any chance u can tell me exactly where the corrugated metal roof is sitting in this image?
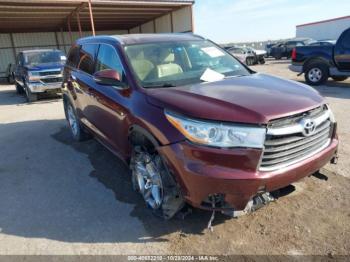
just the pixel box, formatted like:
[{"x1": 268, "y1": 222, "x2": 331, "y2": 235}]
[
  {"x1": 296, "y1": 15, "x2": 350, "y2": 28},
  {"x1": 0, "y1": 0, "x2": 194, "y2": 33}
]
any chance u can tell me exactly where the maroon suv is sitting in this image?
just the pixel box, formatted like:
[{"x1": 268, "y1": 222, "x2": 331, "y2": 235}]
[{"x1": 62, "y1": 34, "x2": 338, "y2": 219}]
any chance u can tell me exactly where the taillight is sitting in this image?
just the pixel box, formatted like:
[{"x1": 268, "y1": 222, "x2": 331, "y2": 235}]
[{"x1": 291, "y1": 48, "x2": 296, "y2": 60}]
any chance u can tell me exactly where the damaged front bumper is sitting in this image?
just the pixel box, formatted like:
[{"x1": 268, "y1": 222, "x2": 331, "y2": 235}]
[{"x1": 158, "y1": 138, "x2": 338, "y2": 215}]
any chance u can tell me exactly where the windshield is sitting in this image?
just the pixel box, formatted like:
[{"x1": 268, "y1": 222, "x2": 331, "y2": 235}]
[
  {"x1": 24, "y1": 50, "x2": 66, "y2": 66},
  {"x1": 124, "y1": 40, "x2": 250, "y2": 88}
]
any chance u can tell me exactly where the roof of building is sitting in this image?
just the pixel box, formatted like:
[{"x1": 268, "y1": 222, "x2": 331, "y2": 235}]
[
  {"x1": 296, "y1": 15, "x2": 350, "y2": 28},
  {"x1": 0, "y1": 0, "x2": 194, "y2": 33}
]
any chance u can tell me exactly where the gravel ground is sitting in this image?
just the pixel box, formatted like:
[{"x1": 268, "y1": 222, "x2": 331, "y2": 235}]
[{"x1": 0, "y1": 59, "x2": 349, "y2": 256}]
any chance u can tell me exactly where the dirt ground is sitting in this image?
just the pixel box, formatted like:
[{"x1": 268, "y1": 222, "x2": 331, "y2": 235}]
[{"x1": 0, "y1": 58, "x2": 349, "y2": 256}]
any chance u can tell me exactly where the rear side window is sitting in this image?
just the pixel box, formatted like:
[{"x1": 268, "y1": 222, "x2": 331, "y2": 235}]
[
  {"x1": 341, "y1": 30, "x2": 350, "y2": 48},
  {"x1": 67, "y1": 46, "x2": 80, "y2": 68},
  {"x1": 95, "y1": 44, "x2": 124, "y2": 75},
  {"x1": 78, "y1": 44, "x2": 98, "y2": 75}
]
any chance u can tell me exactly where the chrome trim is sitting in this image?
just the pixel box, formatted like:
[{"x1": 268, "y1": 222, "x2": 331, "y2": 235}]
[
  {"x1": 28, "y1": 83, "x2": 62, "y2": 93},
  {"x1": 259, "y1": 139, "x2": 331, "y2": 172},
  {"x1": 267, "y1": 109, "x2": 330, "y2": 136}
]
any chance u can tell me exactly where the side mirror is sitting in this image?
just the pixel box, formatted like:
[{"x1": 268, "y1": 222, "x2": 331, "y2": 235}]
[{"x1": 93, "y1": 69, "x2": 123, "y2": 86}]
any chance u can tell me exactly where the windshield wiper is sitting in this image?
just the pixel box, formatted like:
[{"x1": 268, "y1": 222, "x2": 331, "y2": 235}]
[
  {"x1": 143, "y1": 83, "x2": 177, "y2": 88},
  {"x1": 224, "y1": 74, "x2": 249, "y2": 79}
]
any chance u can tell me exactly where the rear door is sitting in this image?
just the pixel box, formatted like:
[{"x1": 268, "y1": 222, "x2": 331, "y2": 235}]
[
  {"x1": 73, "y1": 43, "x2": 99, "y2": 123},
  {"x1": 334, "y1": 28, "x2": 350, "y2": 71}
]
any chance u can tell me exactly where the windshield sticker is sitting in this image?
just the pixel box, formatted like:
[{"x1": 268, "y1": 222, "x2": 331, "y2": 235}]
[
  {"x1": 201, "y1": 47, "x2": 225, "y2": 58},
  {"x1": 200, "y1": 68, "x2": 225, "y2": 82}
]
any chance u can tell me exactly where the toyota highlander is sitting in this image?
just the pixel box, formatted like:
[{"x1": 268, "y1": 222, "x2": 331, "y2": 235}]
[{"x1": 62, "y1": 34, "x2": 338, "y2": 219}]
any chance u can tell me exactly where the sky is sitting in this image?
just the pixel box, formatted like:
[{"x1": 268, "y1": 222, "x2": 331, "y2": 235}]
[{"x1": 193, "y1": 0, "x2": 350, "y2": 43}]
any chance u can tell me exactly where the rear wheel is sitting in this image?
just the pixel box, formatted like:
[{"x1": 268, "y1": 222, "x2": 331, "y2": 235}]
[
  {"x1": 331, "y1": 76, "x2": 348, "y2": 82},
  {"x1": 64, "y1": 100, "x2": 91, "y2": 141},
  {"x1": 304, "y1": 62, "x2": 329, "y2": 86},
  {"x1": 130, "y1": 145, "x2": 184, "y2": 219},
  {"x1": 246, "y1": 57, "x2": 254, "y2": 66},
  {"x1": 274, "y1": 54, "x2": 282, "y2": 60}
]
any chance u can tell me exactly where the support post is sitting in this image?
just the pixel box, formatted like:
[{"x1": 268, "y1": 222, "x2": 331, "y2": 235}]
[
  {"x1": 60, "y1": 27, "x2": 66, "y2": 53},
  {"x1": 88, "y1": 0, "x2": 96, "y2": 36},
  {"x1": 190, "y1": 5, "x2": 194, "y2": 32},
  {"x1": 54, "y1": 31, "x2": 60, "y2": 49},
  {"x1": 170, "y1": 12, "x2": 174, "y2": 32},
  {"x1": 77, "y1": 12, "x2": 82, "y2": 37},
  {"x1": 9, "y1": 33, "x2": 16, "y2": 61},
  {"x1": 67, "y1": 18, "x2": 73, "y2": 44},
  {"x1": 153, "y1": 20, "x2": 156, "y2": 33}
]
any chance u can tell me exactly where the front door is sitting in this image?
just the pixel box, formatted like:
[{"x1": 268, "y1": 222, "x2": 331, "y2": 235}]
[{"x1": 86, "y1": 43, "x2": 131, "y2": 156}]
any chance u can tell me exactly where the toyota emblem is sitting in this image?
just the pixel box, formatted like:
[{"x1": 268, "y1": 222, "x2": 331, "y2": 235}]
[{"x1": 301, "y1": 118, "x2": 316, "y2": 136}]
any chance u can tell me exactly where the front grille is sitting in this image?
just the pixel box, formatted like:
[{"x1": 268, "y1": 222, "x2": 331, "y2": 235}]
[
  {"x1": 260, "y1": 106, "x2": 333, "y2": 171},
  {"x1": 39, "y1": 70, "x2": 61, "y2": 76},
  {"x1": 41, "y1": 77, "x2": 63, "y2": 83}
]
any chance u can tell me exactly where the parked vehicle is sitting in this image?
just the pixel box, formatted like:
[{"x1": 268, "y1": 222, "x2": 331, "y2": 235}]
[
  {"x1": 246, "y1": 47, "x2": 266, "y2": 64},
  {"x1": 227, "y1": 46, "x2": 256, "y2": 65},
  {"x1": 308, "y1": 40, "x2": 336, "y2": 47},
  {"x1": 63, "y1": 34, "x2": 338, "y2": 219},
  {"x1": 265, "y1": 43, "x2": 278, "y2": 58},
  {"x1": 270, "y1": 39, "x2": 312, "y2": 59},
  {"x1": 14, "y1": 49, "x2": 66, "y2": 102},
  {"x1": 289, "y1": 28, "x2": 350, "y2": 85},
  {"x1": 6, "y1": 63, "x2": 15, "y2": 84}
]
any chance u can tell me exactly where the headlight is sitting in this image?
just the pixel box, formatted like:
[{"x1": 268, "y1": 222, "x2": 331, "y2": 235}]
[
  {"x1": 327, "y1": 105, "x2": 336, "y2": 123},
  {"x1": 28, "y1": 71, "x2": 39, "y2": 76},
  {"x1": 165, "y1": 111, "x2": 266, "y2": 148},
  {"x1": 28, "y1": 71, "x2": 40, "y2": 81}
]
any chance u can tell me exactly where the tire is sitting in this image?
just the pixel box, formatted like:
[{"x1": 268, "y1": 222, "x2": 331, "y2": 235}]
[
  {"x1": 8, "y1": 74, "x2": 15, "y2": 84},
  {"x1": 25, "y1": 85, "x2": 38, "y2": 102},
  {"x1": 259, "y1": 58, "x2": 265, "y2": 64},
  {"x1": 15, "y1": 83, "x2": 24, "y2": 94},
  {"x1": 246, "y1": 57, "x2": 253, "y2": 66},
  {"x1": 64, "y1": 99, "x2": 91, "y2": 141},
  {"x1": 130, "y1": 145, "x2": 184, "y2": 219},
  {"x1": 304, "y1": 62, "x2": 329, "y2": 86},
  {"x1": 274, "y1": 54, "x2": 282, "y2": 60},
  {"x1": 331, "y1": 76, "x2": 348, "y2": 82}
]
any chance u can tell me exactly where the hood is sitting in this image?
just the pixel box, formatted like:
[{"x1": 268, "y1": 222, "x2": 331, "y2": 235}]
[
  {"x1": 146, "y1": 73, "x2": 324, "y2": 124},
  {"x1": 254, "y1": 50, "x2": 267, "y2": 55},
  {"x1": 25, "y1": 62, "x2": 63, "y2": 71}
]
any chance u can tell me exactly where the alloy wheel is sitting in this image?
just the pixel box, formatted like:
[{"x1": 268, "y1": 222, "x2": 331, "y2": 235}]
[
  {"x1": 132, "y1": 151, "x2": 164, "y2": 209},
  {"x1": 308, "y1": 68, "x2": 322, "y2": 83},
  {"x1": 67, "y1": 105, "x2": 79, "y2": 137}
]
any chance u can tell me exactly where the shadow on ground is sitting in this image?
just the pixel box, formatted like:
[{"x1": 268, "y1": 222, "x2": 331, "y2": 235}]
[
  {"x1": 0, "y1": 119, "x2": 233, "y2": 244},
  {"x1": 51, "y1": 127, "x2": 230, "y2": 240}
]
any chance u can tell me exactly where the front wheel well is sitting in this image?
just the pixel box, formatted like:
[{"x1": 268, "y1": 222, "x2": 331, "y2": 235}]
[
  {"x1": 303, "y1": 58, "x2": 330, "y2": 72},
  {"x1": 128, "y1": 125, "x2": 160, "y2": 152}
]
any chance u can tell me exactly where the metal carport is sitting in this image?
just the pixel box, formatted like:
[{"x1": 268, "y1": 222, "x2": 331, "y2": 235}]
[{"x1": 0, "y1": 0, "x2": 194, "y2": 78}]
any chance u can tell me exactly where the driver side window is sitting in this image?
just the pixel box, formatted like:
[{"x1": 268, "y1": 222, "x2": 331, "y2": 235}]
[
  {"x1": 95, "y1": 44, "x2": 125, "y2": 81},
  {"x1": 341, "y1": 30, "x2": 350, "y2": 49}
]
